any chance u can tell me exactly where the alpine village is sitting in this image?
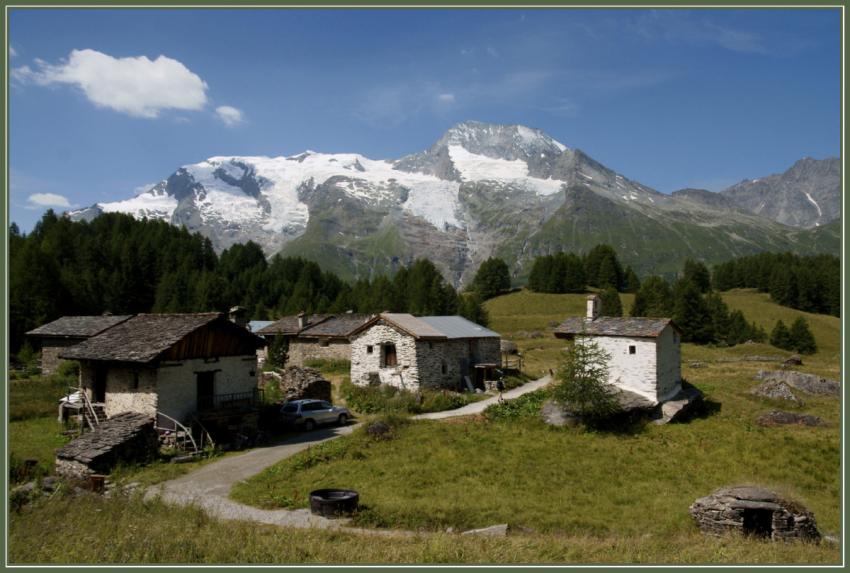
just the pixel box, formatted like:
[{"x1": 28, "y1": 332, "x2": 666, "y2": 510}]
[{"x1": 5, "y1": 10, "x2": 842, "y2": 562}]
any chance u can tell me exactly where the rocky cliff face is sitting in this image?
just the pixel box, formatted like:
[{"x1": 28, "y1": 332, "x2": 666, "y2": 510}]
[
  {"x1": 69, "y1": 122, "x2": 840, "y2": 285},
  {"x1": 720, "y1": 157, "x2": 840, "y2": 228}
]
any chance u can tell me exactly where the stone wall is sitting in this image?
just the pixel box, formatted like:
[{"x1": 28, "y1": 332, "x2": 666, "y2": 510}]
[
  {"x1": 288, "y1": 339, "x2": 351, "y2": 367},
  {"x1": 157, "y1": 355, "x2": 258, "y2": 423},
  {"x1": 588, "y1": 335, "x2": 659, "y2": 404},
  {"x1": 41, "y1": 339, "x2": 83, "y2": 376},
  {"x1": 351, "y1": 323, "x2": 420, "y2": 390},
  {"x1": 656, "y1": 326, "x2": 682, "y2": 402},
  {"x1": 100, "y1": 366, "x2": 158, "y2": 419}
]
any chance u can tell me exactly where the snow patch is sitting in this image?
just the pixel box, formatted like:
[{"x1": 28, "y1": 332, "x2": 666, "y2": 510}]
[
  {"x1": 98, "y1": 189, "x2": 177, "y2": 221},
  {"x1": 448, "y1": 145, "x2": 564, "y2": 196},
  {"x1": 803, "y1": 191, "x2": 823, "y2": 218}
]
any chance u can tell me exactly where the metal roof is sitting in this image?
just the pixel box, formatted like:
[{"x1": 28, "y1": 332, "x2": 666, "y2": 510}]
[
  {"x1": 248, "y1": 320, "x2": 274, "y2": 333},
  {"x1": 418, "y1": 316, "x2": 500, "y2": 339},
  {"x1": 380, "y1": 313, "x2": 446, "y2": 339}
]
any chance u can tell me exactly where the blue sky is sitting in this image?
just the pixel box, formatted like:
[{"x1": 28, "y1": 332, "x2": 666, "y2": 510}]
[{"x1": 9, "y1": 8, "x2": 841, "y2": 231}]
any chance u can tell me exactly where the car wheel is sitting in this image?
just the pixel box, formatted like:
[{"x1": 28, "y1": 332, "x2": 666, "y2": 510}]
[
  {"x1": 304, "y1": 419, "x2": 316, "y2": 431},
  {"x1": 338, "y1": 413, "x2": 348, "y2": 426}
]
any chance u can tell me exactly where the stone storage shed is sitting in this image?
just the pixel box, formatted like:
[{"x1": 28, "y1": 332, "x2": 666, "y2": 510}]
[
  {"x1": 349, "y1": 313, "x2": 501, "y2": 391},
  {"x1": 60, "y1": 313, "x2": 265, "y2": 425},
  {"x1": 26, "y1": 314, "x2": 132, "y2": 375},
  {"x1": 554, "y1": 295, "x2": 682, "y2": 406},
  {"x1": 690, "y1": 486, "x2": 820, "y2": 541},
  {"x1": 55, "y1": 412, "x2": 159, "y2": 480}
]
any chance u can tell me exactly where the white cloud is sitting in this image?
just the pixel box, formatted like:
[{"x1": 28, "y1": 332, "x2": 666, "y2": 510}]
[
  {"x1": 28, "y1": 193, "x2": 71, "y2": 208},
  {"x1": 12, "y1": 48, "x2": 209, "y2": 118},
  {"x1": 215, "y1": 105, "x2": 244, "y2": 126},
  {"x1": 437, "y1": 93, "x2": 456, "y2": 103},
  {"x1": 9, "y1": 45, "x2": 17, "y2": 58}
]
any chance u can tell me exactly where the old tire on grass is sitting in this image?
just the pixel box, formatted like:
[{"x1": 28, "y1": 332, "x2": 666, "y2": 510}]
[{"x1": 309, "y1": 489, "x2": 359, "y2": 518}]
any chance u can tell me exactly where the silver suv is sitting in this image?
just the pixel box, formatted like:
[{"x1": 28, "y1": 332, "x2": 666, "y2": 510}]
[{"x1": 280, "y1": 399, "x2": 351, "y2": 431}]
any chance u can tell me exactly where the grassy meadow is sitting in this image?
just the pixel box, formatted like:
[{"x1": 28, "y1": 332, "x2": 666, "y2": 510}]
[{"x1": 8, "y1": 287, "x2": 842, "y2": 564}]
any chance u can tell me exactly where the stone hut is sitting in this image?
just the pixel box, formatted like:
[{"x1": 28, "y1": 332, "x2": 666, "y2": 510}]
[
  {"x1": 55, "y1": 412, "x2": 158, "y2": 479},
  {"x1": 554, "y1": 295, "x2": 682, "y2": 406},
  {"x1": 26, "y1": 315, "x2": 132, "y2": 375},
  {"x1": 690, "y1": 486, "x2": 820, "y2": 541},
  {"x1": 257, "y1": 312, "x2": 374, "y2": 366},
  {"x1": 349, "y1": 313, "x2": 501, "y2": 392},
  {"x1": 59, "y1": 313, "x2": 265, "y2": 425}
]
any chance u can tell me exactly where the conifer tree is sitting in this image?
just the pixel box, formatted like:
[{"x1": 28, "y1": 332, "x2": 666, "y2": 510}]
[
  {"x1": 770, "y1": 320, "x2": 793, "y2": 350},
  {"x1": 682, "y1": 259, "x2": 712, "y2": 293},
  {"x1": 630, "y1": 276, "x2": 673, "y2": 317},
  {"x1": 623, "y1": 266, "x2": 641, "y2": 293},
  {"x1": 789, "y1": 317, "x2": 817, "y2": 355},
  {"x1": 672, "y1": 280, "x2": 714, "y2": 344},
  {"x1": 598, "y1": 287, "x2": 623, "y2": 317},
  {"x1": 471, "y1": 257, "x2": 511, "y2": 300}
]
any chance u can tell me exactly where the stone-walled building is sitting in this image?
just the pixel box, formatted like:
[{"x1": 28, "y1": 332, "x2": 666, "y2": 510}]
[
  {"x1": 60, "y1": 313, "x2": 265, "y2": 424},
  {"x1": 26, "y1": 315, "x2": 132, "y2": 375},
  {"x1": 257, "y1": 312, "x2": 373, "y2": 366},
  {"x1": 349, "y1": 313, "x2": 501, "y2": 391},
  {"x1": 554, "y1": 295, "x2": 682, "y2": 405}
]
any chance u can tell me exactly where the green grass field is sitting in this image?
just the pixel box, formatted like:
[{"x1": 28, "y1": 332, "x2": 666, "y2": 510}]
[{"x1": 8, "y1": 288, "x2": 841, "y2": 564}]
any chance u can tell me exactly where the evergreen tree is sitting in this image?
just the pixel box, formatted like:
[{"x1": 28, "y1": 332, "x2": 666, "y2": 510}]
[
  {"x1": 598, "y1": 287, "x2": 623, "y2": 317},
  {"x1": 630, "y1": 276, "x2": 673, "y2": 317},
  {"x1": 471, "y1": 257, "x2": 511, "y2": 300},
  {"x1": 623, "y1": 266, "x2": 641, "y2": 293},
  {"x1": 704, "y1": 291, "x2": 731, "y2": 345},
  {"x1": 770, "y1": 320, "x2": 793, "y2": 350},
  {"x1": 266, "y1": 335, "x2": 289, "y2": 368},
  {"x1": 457, "y1": 292, "x2": 489, "y2": 326},
  {"x1": 769, "y1": 266, "x2": 798, "y2": 308},
  {"x1": 584, "y1": 244, "x2": 622, "y2": 289},
  {"x1": 596, "y1": 255, "x2": 621, "y2": 290},
  {"x1": 672, "y1": 280, "x2": 714, "y2": 344},
  {"x1": 552, "y1": 336, "x2": 620, "y2": 425},
  {"x1": 789, "y1": 317, "x2": 817, "y2": 355},
  {"x1": 682, "y1": 259, "x2": 711, "y2": 293}
]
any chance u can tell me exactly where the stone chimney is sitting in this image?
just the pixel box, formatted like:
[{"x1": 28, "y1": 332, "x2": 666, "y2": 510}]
[
  {"x1": 586, "y1": 295, "x2": 600, "y2": 321},
  {"x1": 297, "y1": 311, "x2": 307, "y2": 330},
  {"x1": 228, "y1": 305, "x2": 248, "y2": 328}
]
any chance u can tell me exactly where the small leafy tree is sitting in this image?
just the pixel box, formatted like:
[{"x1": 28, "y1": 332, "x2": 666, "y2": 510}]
[
  {"x1": 789, "y1": 317, "x2": 817, "y2": 355},
  {"x1": 552, "y1": 336, "x2": 620, "y2": 423}
]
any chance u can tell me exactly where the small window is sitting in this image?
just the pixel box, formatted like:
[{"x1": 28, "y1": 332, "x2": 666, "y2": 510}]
[
  {"x1": 383, "y1": 344, "x2": 398, "y2": 367},
  {"x1": 132, "y1": 371, "x2": 140, "y2": 390},
  {"x1": 319, "y1": 339, "x2": 330, "y2": 347},
  {"x1": 441, "y1": 360, "x2": 447, "y2": 375},
  {"x1": 629, "y1": 345, "x2": 636, "y2": 355},
  {"x1": 428, "y1": 341, "x2": 433, "y2": 350},
  {"x1": 366, "y1": 345, "x2": 373, "y2": 354}
]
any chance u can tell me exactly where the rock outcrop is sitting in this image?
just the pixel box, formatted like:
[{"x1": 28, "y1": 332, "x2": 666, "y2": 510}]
[
  {"x1": 261, "y1": 366, "x2": 332, "y2": 403},
  {"x1": 755, "y1": 370, "x2": 839, "y2": 397}
]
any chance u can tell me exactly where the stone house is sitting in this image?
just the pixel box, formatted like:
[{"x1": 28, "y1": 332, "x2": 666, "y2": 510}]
[
  {"x1": 553, "y1": 295, "x2": 682, "y2": 405},
  {"x1": 349, "y1": 313, "x2": 501, "y2": 391},
  {"x1": 257, "y1": 312, "x2": 373, "y2": 366},
  {"x1": 59, "y1": 313, "x2": 265, "y2": 424},
  {"x1": 26, "y1": 315, "x2": 132, "y2": 375}
]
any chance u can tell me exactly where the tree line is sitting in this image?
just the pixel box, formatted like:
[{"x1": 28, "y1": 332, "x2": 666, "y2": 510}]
[
  {"x1": 712, "y1": 252, "x2": 839, "y2": 317},
  {"x1": 10, "y1": 211, "x2": 486, "y2": 354}
]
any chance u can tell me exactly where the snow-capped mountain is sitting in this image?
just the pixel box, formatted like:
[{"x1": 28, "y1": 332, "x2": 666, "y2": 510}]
[{"x1": 70, "y1": 121, "x2": 840, "y2": 285}]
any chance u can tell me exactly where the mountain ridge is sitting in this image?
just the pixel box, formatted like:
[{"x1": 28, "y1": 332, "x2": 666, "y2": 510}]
[{"x1": 68, "y1": 121, "x2": 840, "y2": 285}]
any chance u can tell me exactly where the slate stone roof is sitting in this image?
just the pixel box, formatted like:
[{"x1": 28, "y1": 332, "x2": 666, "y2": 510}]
[
  {"x1": 56, "y1": 412, "x2": 154, "y2": 464},
  {"x1": 553, "y1": 317, "x2": 677, "y2": 339},
  {"x1": 299, "y1": 313, "x2": 375, "y2": 338},
  {"x1": 26, "y1": 315, "x2": 133, "y2": 339},
  {"x1": 256, "y1": 314, "x2": 333, "y2": 336},
  {"x1": 59, "y1": 313, "x2": 245, "y2": 363}
]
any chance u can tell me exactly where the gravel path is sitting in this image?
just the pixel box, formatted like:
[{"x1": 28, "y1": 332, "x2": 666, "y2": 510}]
[{"x1": 146, "y1": 375, "x2": 552, "y2": 532}]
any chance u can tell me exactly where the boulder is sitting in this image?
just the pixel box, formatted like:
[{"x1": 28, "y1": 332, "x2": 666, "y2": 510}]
[
  {"x1": 653, "y1": 384, "x2": 704, "y2": 425},
  {"x1": 756, "y1": 410, "x2": 825, "y2": 427},
  {"x1": 462, "y1": 523, "x2": 509, "y2": 537},
  {"x1": 540, "y1": 400, "x2": 580, "y2": 427},
  {"x1": 782, "y1": 355, "x2": 803, "y2": 367},
  {"x1": 755, "y1": 370, "x2": 839, "y2": 397},
  {"x1": 750, "y1": 380, "x2": 804, "y2": 405},
  {"x1": 613, "y1": 388, "x2": 656, "y2": 412}
]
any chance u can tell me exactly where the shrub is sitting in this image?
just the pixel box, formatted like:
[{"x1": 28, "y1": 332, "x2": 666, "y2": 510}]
[
  {"x1": 483, "y1": 389, "x2": 549, "y2": 421},
  {"x1": 340, "y1": 380, "x2": 477, "y2": 415},
  {"x1": 303, "y1": 358, "x2": 350, "y2": 376}
]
